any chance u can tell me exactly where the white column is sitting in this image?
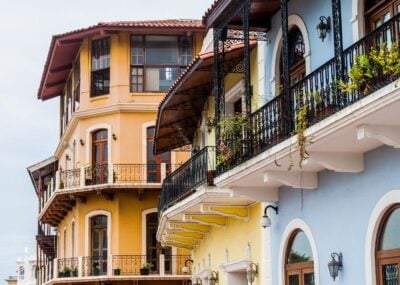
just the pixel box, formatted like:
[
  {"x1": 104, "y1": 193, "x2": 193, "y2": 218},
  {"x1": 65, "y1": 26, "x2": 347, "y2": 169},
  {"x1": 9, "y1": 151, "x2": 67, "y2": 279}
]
[
  {"x1": 108, "y1": 254, "x2": 113, "y2": 276},
  {"x1": 80, "y1": 167, "x2": 85, "y2": 187},
  {"x1": 161, "y1": 163, "x2": 166, "y2": 182},
  {"x1": 159, "y1": 254, "x2": 165, "y2": 276},
  {"x1": 53, "y1": 258, "x2": 58, "y2": 278},
  {"x1": 78, "y1": 256, "x2": 83, "y2": 277},
  {"x1": 108, "y1": 163, "x2": 114, "y2": 184},
  {"x1": 55, "y1": 170, "x2": 61, "y2": 190}
]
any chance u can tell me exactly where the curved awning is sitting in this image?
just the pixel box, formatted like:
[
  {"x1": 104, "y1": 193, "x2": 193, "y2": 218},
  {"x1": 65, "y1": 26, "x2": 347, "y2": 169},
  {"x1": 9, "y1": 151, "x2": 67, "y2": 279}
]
[{"x1": 154, "y1": 42, "x2": 255, "y2": 155}]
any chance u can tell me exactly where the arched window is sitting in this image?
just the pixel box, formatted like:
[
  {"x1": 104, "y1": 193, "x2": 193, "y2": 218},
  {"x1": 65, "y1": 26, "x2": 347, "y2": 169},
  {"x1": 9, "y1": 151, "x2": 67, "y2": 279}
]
[
  {"x1": 285, "y1": 230, "x2": 314, "y2": 285},
  {"x1": 376, "y1": 205, "x2": 400, "y2": 284},
  {"x1": 71, "y1": 221, "x2": 75, "y2": 257},
  {"x1": 91, "y1": 215, "x2": 108, "y2": 275},
  {"x1": 279, "y1": 27, "x2": 306, "y2": 91},
  {"x1": 91, "y1": 129, "x2": 108, "y2": 185},
  {"x1": 365, "y1": 0, "x2": 400, "y2": 33}
]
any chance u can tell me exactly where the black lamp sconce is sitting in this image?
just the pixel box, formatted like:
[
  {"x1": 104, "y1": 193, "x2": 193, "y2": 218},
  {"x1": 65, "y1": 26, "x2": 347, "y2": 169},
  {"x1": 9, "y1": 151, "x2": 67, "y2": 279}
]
[
  {"x1": 260, "y1": 205, "x2": 279, "y2": 228},
  {"x1": 182, "y1": 259, "x2": 193, "y2": 274},
  {"x1": 328, "y1": 252, "x2": 343, "y2": 281},
  {"x1": 80, "y1": 139, "x2": 84, "y2": 146},
  {"x1": 316, "y1": 16, "x2": 331, "y2": 42},
  {"x1": 112, "y1": 133, "x2": 117, "y2": 141}
]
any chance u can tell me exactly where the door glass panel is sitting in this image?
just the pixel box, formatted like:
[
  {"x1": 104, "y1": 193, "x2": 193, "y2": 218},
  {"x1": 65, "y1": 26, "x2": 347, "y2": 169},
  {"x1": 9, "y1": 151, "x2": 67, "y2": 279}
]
[
  {"x1": 382, "y1": 264, "x2": 399, "y2": 285},
  {"x1": 304, "y1": 273, "x2": 315, "y2": 285},
  {"x1": 289, "y1": 275, "x2": 300, "y2": 285},
  {"x1": 380, "y1": 208, "x2": 400, "y2": 250}
]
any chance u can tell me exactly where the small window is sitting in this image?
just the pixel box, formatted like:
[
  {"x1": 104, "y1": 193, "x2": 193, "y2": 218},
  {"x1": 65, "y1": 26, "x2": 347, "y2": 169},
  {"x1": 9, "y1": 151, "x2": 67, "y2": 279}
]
[
  {"x1": 91, "y1": 38, "x2": 110, "y2": 97},
  {"x1": 19, "y1": 266, "x2": 24, "y2": 280}
]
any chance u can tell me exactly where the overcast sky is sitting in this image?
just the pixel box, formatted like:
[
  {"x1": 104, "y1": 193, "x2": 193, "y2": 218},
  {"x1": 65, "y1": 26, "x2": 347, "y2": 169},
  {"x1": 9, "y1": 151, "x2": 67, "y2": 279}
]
[{"x1": 0, "y1": 0, "x2": 213, "y2": 281}]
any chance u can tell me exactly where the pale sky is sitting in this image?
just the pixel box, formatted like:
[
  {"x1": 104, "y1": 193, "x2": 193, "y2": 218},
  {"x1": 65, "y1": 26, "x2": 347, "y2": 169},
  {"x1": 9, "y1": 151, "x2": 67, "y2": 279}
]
[{"x1": 0, "y1": 0, "x2": 214, "y2": 281}]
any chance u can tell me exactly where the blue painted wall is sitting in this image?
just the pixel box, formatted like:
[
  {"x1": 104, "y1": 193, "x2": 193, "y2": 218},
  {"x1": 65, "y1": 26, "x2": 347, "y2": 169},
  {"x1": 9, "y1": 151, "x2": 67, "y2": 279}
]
[
  {"x1": 264, "y1": 0, "x2": 356, "y2": 99},
  {"x1": 270, "y1": 146, "x2": 400, "y2": 284}
]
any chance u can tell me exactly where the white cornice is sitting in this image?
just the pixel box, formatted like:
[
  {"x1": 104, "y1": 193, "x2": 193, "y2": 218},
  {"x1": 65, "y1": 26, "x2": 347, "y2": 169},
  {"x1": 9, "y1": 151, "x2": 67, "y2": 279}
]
[{"x1": 55, "y1": 103, "x2": 159, "y2": 156}]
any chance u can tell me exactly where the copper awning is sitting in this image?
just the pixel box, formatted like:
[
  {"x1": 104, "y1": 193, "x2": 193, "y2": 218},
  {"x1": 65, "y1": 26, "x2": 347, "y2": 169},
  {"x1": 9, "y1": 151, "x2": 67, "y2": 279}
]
[{"x1": 154, "y1": 42, "x2": 255, "y2": 154}]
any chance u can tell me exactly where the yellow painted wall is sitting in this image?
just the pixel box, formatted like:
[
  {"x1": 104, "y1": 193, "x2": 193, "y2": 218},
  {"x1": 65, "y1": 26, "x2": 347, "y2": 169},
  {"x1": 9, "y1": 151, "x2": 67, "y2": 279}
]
[{"x1": 193, "y1": 203, "x2": 263, "y2": 285}]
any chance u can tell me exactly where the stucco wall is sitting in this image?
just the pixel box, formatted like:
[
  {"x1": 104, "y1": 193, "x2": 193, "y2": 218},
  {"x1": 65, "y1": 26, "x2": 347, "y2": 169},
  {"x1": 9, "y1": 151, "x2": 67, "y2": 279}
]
[{"x1": 270, "y1": 145, "x2": 400, "y2": 284}]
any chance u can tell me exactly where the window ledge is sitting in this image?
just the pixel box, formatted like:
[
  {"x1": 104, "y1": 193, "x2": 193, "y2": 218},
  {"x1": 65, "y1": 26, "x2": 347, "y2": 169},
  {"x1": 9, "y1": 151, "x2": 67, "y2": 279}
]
[
  {"x1": 90, "y1": 95, "x2": 109, "y2": 102},
  {"x1": 131, "y1": 92, "x2": 165, "y2": 96}
]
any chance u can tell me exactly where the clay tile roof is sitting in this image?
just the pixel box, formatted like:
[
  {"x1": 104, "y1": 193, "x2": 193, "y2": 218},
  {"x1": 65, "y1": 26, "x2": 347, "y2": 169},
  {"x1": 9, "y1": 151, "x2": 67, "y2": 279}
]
[
  {"x1": 38, "y1": 19, "x2": 204, "y2": 101},
  {"x1": 202, "y1": 0, "x2": 223, "y2": 25}
]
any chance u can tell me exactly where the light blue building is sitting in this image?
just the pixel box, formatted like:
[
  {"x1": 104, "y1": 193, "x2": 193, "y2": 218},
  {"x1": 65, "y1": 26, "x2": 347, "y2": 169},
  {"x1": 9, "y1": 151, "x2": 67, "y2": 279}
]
[{"x1": 155, "y1": 0, "x2": 400, "y2": 284}]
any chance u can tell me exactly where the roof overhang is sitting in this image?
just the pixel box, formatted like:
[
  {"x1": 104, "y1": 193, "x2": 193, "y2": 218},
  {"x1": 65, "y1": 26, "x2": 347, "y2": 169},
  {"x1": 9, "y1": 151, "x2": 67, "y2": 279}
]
[
  {"x1": 154, "y1": 42, "x2": 256, "y2": 155},
  {"x1": 38, "y1": 21, "x2": 205, "y2": 101},
  {"x1": 203, "y1": 0, "x2": 278, "y2": 31},
  {"x1": 27, "y1": 157, "x2": 58, "y2": 195}
]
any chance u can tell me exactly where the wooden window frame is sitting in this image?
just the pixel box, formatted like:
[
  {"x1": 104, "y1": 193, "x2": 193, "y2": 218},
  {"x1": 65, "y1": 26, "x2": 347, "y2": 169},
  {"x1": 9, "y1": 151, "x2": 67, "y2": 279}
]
[
  {"x1": 365, "y1": 0, "x2": 400, "y2": 33},
  {"x1": 285, "y1": 230, "x2": 315, "y2": 285},
  {"x1": 130, "y1": 35, "x2": 193, "y2": 93},
  {"x1": 91, "y1": 38, "x2": 110, "y2": 97},
  {"x1": 376, "y1": 204, "x2": 400, "y2": 285}
]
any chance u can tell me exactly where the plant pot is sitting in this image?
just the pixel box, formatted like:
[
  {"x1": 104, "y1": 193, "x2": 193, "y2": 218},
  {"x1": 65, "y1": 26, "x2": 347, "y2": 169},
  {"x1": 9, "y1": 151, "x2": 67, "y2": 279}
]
[
  {"x1": 207, "y1": 170, "x2": 215, "y2": 186},
  {"x1": 114, "y1": 269, "x2": 121, "y2": 276},
  {"x1": 140, "y1": 268, "x2": 150, "y2": 275},
  {"x1": 93, "y1": 268, "x2": 100, "y2": 276},
  {"x1": 72, "y1": 270, "x2": 78, "y2": 277}
]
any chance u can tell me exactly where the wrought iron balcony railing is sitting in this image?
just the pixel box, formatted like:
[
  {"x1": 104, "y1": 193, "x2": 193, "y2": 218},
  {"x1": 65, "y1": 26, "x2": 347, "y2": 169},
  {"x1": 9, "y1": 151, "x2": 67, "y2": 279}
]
[
  {"x1": 219, "y1": 12, "x2": 400, "y2": 173},
  {"x1": 40, "y1": 163, "x2": 180, "y2": 213},
  {"x1": 159, "y1": 146, "x2": 216, "y2": 215},
  {"x1": 57, "y1": 258, "x2": 79, "y2": 278}
]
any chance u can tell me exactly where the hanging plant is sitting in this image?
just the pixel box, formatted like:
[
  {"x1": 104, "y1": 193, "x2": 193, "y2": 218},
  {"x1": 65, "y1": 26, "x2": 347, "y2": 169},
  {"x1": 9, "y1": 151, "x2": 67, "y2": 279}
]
[{"x1": 216, "y1": 113, "x2": 250, "y2": 167}]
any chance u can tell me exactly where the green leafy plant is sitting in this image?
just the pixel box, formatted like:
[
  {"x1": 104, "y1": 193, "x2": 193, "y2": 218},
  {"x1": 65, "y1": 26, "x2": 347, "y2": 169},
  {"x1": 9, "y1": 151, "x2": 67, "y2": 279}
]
[
  {"x1": 141, "y1": 263, "x2": 154, "y2": 270},
  {"x1": 216, "y1": 113, "x2": 250, "y2": 167},
  {"x1": 339, "y1": 42, "x2": 400, "y2": 94}
]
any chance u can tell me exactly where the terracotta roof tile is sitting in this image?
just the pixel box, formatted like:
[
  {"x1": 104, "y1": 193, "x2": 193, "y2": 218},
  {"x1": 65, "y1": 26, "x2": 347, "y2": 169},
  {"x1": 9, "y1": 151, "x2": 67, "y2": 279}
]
[{"x1": 202, "y1": 0, "x2": 223, "y2": 25}]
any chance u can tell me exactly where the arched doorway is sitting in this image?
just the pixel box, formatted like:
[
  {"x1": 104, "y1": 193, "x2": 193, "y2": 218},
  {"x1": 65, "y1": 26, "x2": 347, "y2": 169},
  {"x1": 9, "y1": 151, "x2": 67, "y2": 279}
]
[
  {"x1": 91, "y1": 215, "x2": 108, "y2": 275},
  {"x1": 376, "y1": 205, "x2": 400, "y2": 284},
  {"x1": 285, "y1": 230, "x2": 315, "y2": 285},
  {"x1": 92, "y1": 129, "x2": 108, "y2": 184}
]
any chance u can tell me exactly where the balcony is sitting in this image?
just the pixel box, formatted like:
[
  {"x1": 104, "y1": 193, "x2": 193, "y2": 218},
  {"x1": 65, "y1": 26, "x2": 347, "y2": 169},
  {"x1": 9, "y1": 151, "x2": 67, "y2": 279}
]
[
  {"x1": 39, "y1": 163, "x2": 180, "y2": 226},
  {"x1": 158, "y1": 147, "x2": 216, "y2": 216},
  {"x1": 48, "y1": 255, "x2": 191, "y2": 283},
  {"x1": 218, "y1": 12, "x2": 400, "y2": 174}
]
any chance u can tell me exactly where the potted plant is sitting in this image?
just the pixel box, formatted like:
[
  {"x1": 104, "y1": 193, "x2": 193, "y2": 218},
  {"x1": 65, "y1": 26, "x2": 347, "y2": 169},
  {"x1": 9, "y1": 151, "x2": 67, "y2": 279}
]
[
  {"x1": 113, "y1": 268, "x2": 121, "y2": 276},
  {"x1": 92, "y1": 262, "x2": 100, "y2": 276},
  {"x1": 71, "y1": 267, "x2": 78, "y2": 277},
  {"x1": 140, "y1": 263, "x2": 153, "y2": 275},
  {"x1": 59, "y1": 180, "x2": 65, "y2": 189},
  {"x1": 60, "y1": 266, "x2": 70, "y2": 277}
]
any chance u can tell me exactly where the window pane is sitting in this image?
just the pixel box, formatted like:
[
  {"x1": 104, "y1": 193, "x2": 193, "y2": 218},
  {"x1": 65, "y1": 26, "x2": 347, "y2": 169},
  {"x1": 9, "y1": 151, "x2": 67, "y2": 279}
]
[
  {"x1": 92, "y1": 69, "x2": 110, "y2": 96},
  {"x1": 145, "y1": 36, "x2": 178, "y2": 65},
  {"x1": 304, "y1": 273, "x2": 315, "y2": 285},
  {"x1": 180, "y1": 36, "x2": 193, "y2": 65},
  {"x1": 131, "y1": 35, "x2": 144, "y2": 65},
  {"x1": 92, "y1": 38, "x2": 110, "y2": 71},
  {"x1": 289, "y1": 275, "x2": 299, "y2": 285},
  {"x1": 145, "y1": 67, "x2": 179, "y2": 91},
  {"x1": 288, "y1": 231, "x2": 313, "y2": 264},
  {"x1": 382, "y1": 264, "x2": 399, "y2": 285},
  {"x1": 380, "y1": 208, "x2": 400, "y2": 250}
]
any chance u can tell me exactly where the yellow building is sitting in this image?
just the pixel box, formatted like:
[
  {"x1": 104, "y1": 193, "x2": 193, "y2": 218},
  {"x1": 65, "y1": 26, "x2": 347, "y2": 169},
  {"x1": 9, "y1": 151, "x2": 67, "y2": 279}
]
[
  {"x1": 154, "y1": 15, "x2": 269, "y2": 285},
  {"x1": 28, "y1": 20, "x2": 205, "y2": 285}
]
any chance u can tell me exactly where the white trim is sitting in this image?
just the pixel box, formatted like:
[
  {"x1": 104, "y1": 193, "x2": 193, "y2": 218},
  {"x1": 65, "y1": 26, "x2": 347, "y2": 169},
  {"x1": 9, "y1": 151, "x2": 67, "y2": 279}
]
[
  {"x1": 352, "y1": 0, "x2": 365, "y2": 41},
  {"x1": 141, "y1": 208, "x2": 158, "y2": 256},
  {"x1": 84, "y1": 210, "x2": 111, "y2": 256},
  {"x1": 85, "y1": 123, "x2": 112, "y2": 165},
  {"x1": 271, "y1": 14, "x2": 311, "y2": 95},
  {"x1": 278, "y1": 218, "x2": 319, "y2": 285},
  {"x1": 365, "y1": 190, "x2": 400, "y2": 285},
  {"x1": 219, "y1": 258, "x2": 251, "y2": 272}
]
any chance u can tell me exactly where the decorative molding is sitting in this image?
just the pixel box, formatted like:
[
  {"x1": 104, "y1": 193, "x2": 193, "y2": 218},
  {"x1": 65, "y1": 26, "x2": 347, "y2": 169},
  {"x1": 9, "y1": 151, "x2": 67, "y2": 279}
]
[
  {"x1": 85, "y1": 123, "x2": 112, "y2": 165},
  {"x1": 264, "y1": 171, "x2": 318, "y2": 189},
  {"x1": 357, "y1": 125, "x2": 400, "y2": 148},
  {"x1": 219, "y1": 258, "x2": 252, "y2": 272},
  {"x1": 200, "y1": 204, "x2": 249, "y2": 220},
  {"x1": 304, "y1": 151, "x2": 364, "y2": 173},
  {"x1": 183, "y1": 214, "x2": 227, "y2": 228}
]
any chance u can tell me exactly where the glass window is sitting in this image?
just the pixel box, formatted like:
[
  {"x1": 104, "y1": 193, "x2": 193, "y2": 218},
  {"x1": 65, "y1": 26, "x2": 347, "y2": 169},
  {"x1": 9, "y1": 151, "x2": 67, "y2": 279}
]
[
  {"x1": 130, "y1": 35, "x2": 193, "y2": 92},
  {"x1": 376, "y1": 205, "x2": 400, "y2": 285},
  {"x1": 285, "y1": 230, "x2": 314, "y2": 285},
  {"x1": 91, "y1": 38, "x2": 110, "y2": 96}
]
